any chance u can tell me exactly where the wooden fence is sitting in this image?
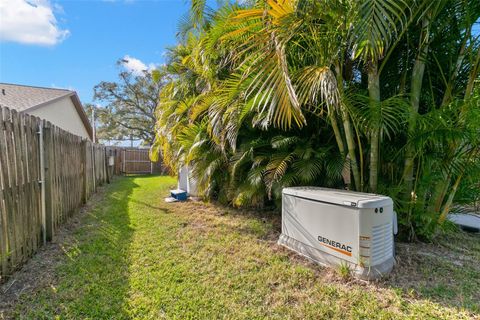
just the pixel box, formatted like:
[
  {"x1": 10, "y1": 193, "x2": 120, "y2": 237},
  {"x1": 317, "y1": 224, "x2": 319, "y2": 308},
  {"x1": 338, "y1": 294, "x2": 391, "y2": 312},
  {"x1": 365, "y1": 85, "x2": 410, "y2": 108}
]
[
  {"x1": 0, "y1": 106, "x2": 110, "y2": 282},
  {"x1": 122, "y1": 149, "x2": 152, "y2": 174},
  {"x1": 125, "y1": 149, "x2": 165, "y2": 175}
]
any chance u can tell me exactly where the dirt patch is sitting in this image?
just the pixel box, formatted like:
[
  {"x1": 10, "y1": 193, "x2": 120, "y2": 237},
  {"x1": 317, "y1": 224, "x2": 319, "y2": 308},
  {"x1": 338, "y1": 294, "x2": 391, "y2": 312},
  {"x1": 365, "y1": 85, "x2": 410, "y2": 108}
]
[
  {"x1": 383, "y1": 232, "x2": 480, "y2": 310},
  {"x1": 0, "y1": 186, "x2": 107, "y2": 320}
]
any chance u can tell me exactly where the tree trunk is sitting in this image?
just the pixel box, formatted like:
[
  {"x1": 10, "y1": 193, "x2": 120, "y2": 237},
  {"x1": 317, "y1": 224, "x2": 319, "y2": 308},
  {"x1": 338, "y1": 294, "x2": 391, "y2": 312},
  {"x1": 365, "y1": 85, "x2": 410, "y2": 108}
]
[
  {"x1": 330, "y1": 113, "x2": 346, "y2": 156},
  {"x1": 342, "y1": 112, "x2": 362, "y2": 190},
  {"x1": 438, "y1": 173, "x2": 463, "y2": 224},
  {"x1": 402, "y1": 17, "x2": 430, "y2": 194},
  {"x1": 433, "y1": 174, "x2": 451, "y2": 212},
  {"x1": 335, "y1": 64, "x2": 362, "y2": 191},
  {"x1": 368, "y1": 63, "x2": 380, "y2": 193}
]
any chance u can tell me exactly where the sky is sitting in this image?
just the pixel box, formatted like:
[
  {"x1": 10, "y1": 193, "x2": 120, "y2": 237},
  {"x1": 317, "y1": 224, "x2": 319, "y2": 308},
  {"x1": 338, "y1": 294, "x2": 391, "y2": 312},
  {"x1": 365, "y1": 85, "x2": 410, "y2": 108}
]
[
  {"x1": 1, "y1": 0, "x2": 478, "y2": 106},
  {"x1": 0, "y1": 0, "x2": 190, "y2": 104}
]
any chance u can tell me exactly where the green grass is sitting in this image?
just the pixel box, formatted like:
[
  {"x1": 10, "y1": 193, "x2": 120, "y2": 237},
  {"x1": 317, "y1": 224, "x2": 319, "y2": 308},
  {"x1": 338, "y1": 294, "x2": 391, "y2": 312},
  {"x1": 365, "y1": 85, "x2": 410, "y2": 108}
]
[{"x1": 10, "y1": 176, "x2": 479, "y2": 319}]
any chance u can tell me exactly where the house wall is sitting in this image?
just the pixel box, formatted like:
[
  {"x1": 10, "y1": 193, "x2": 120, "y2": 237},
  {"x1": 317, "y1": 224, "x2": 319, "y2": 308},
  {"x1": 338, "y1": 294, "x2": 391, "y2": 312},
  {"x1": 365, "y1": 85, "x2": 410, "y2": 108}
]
[{"x1": 27, "y1": 96, "x2": 91, "y2": 140}]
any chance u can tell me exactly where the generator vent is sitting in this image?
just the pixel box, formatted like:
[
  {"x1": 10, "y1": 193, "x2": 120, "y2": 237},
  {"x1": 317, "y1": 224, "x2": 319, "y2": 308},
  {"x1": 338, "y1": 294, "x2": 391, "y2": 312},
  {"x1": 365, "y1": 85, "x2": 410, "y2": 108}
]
[{"x1": 371, "y1": 222, "x2": 393, "y2": 265}]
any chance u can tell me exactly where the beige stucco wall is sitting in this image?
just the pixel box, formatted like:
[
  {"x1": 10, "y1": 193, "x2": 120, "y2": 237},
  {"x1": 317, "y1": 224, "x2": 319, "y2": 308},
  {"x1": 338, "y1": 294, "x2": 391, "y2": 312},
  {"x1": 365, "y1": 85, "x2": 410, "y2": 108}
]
[{"x1": 28, "y1": 97, "x2": 91, "y2": 140}]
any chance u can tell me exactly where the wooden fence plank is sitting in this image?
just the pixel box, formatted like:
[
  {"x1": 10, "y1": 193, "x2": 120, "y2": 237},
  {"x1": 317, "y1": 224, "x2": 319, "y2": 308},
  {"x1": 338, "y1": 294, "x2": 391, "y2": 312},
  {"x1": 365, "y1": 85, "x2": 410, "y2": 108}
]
[
  {"x1": 0, "y1": 105, "x2": 151, "y2": 281},
  {"x1": 43, "y1": 121, "x2": 54, "y2": 242},
  {"x1": 4, "y1": 108, "x2": 19, "y2": 272},
  {"x1": 0, "y1": 107, "x2": 10, "y2": 279},
  {"x1": 15, "y1": 111, "x2": 28, "y2": 263}
]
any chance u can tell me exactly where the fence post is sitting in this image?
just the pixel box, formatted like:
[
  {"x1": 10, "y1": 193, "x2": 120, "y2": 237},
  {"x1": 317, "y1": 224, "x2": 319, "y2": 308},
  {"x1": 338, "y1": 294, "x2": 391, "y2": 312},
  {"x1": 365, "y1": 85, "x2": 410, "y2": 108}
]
[
  {"x1": 43, "y1": 121, "x2": 54, "y2": 241},
  {"x1": 81, "y1": 139, "x2": 87, "y2": 204},
  {"x1": 92, "y1": 143, "x2": 96, "y2": 192},
  {"x1": 105, "y1": 148, "x2": 110, "y2": 184},
  {"x1": 38, "y1": 124, "x2": 47, "y2": 245},
  {"x1": 122, "y1": 149, "x2": 125, "y2": 175}
]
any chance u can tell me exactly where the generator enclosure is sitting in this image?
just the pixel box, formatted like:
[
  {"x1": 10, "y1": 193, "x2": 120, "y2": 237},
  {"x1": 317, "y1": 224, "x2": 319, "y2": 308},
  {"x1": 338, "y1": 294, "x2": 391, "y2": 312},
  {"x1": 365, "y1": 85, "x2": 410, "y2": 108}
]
[{"x1": 278, "y1": 187, "x2": 395, "y2": 279}]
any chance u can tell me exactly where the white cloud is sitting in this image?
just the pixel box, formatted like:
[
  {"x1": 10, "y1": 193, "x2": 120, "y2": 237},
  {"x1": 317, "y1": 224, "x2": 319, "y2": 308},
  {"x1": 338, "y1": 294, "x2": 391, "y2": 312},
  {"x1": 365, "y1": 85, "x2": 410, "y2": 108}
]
[
  {"x1": 0, "y1": 0, "x2": 70, "y2": 46},
  {"x1": 121, "y1": 55, "x2": 158, "y2": 76}
]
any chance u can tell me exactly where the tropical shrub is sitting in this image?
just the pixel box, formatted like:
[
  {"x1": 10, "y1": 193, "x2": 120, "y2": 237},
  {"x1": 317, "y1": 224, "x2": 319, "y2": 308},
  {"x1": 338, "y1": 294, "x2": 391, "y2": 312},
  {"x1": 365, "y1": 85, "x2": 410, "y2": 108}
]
[{"x1": 153, "y1": 0, "x2": 480, "y2": 240}]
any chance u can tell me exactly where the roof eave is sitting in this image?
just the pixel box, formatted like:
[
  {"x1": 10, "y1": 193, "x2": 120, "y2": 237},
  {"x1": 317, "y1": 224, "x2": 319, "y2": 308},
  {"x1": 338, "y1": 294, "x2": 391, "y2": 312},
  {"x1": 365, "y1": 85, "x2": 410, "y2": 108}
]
[
  {"x1": 22, "y1": 92, "x2": 94, "y2": 141},
  {"x1": 70, "y1": 93, "x2": 94, "y2": 140}
]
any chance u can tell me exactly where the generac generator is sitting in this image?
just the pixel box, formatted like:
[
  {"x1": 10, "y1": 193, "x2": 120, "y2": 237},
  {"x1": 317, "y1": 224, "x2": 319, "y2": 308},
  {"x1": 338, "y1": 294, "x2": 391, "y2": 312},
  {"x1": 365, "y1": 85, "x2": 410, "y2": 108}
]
[{"x1": 278, "y1": 187, "x2": 395, "y2": 279}]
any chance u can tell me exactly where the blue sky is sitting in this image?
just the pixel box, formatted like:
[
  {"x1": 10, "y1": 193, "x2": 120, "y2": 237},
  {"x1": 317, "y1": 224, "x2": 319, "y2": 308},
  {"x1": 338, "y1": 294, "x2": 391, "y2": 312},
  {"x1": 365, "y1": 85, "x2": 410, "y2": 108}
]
[
  {"x1": 1, "y1": 0, "x2": 478, "y2": 106},
  {"x1": 0, "y1": 0, "x2": 189, "y2": 104}
]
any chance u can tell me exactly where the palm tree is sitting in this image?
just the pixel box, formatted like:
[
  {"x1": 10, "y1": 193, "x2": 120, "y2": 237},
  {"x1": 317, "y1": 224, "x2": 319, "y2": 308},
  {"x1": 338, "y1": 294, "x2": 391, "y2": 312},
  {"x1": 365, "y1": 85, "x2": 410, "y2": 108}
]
[{"x1": 153, "y1": 0, "x2": 480, "y2": 240}]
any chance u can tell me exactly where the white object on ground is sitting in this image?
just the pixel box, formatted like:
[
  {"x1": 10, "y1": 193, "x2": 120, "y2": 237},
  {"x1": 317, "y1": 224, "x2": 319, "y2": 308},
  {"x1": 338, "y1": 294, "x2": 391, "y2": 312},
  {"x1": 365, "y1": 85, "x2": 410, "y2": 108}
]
[
  {"x1": 447, "y1": 213, "x2": 480, "y2": 232},
  {"x1": 178, "y1": 165, "x2": 198, "y2": 196},
  {"x1": 164, "y1": 197, "x2": 178, "y2": 203}
]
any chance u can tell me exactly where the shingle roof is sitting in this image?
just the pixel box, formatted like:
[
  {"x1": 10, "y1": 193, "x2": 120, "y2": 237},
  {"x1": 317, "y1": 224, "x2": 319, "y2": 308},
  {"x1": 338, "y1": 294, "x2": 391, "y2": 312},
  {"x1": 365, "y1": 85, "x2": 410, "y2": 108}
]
[
  {"x1": 0, "y1": 83, "x2": 93, "y2": 140},
  {"x1": 0, "y1": 83, "x2": 73, "y2": 111}
]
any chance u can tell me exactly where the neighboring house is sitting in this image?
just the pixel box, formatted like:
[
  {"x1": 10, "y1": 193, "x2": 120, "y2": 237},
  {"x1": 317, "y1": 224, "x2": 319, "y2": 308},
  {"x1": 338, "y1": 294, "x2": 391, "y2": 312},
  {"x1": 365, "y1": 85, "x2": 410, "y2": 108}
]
[{"x1": 0, "y1": 83, "x2": 93, "y2": 140}]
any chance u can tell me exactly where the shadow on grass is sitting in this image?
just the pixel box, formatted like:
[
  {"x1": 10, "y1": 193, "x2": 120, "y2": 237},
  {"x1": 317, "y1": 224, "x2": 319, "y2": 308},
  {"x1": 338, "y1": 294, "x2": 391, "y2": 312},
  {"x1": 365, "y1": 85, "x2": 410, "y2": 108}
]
[
  {"x1": 14, "y1": 177, "x2": 139, "y2": 319},
  {"x1": 182, "y1": 200, "x2": 480, "y2": 315},
  {"x1": 129, "y1": 198, "x2": 174, "y2": 212}
]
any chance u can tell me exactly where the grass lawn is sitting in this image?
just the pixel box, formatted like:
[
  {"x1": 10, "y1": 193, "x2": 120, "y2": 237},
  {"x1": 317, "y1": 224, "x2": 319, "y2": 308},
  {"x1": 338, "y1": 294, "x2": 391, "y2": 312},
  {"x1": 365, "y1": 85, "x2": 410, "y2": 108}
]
[{"x1": 3, "y1": 176, "x2": 479, "y2": 319}]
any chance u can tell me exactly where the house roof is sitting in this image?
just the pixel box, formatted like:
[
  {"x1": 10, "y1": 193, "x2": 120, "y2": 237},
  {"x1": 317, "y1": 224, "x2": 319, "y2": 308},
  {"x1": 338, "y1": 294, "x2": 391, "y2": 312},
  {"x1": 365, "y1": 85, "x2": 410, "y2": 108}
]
[{"x1": 0, "y1": 83, "x2": 93, "y2": 140}]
